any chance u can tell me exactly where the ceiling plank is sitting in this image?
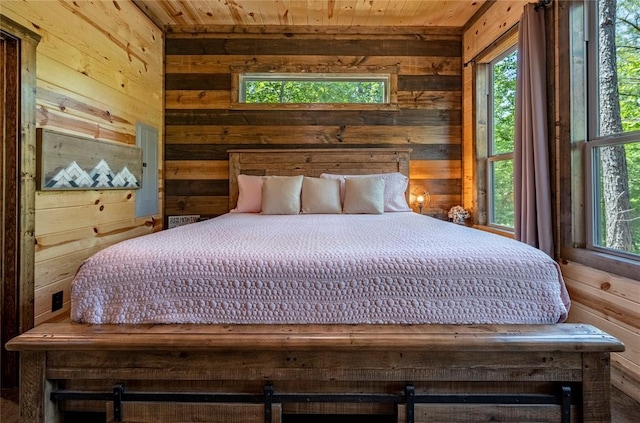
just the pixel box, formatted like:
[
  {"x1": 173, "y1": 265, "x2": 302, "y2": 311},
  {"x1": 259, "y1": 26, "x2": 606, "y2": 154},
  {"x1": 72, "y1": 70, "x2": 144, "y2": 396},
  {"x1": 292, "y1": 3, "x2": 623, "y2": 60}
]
[{"x1": 135, "y1": 0, "x2": 489, "y2": 29}]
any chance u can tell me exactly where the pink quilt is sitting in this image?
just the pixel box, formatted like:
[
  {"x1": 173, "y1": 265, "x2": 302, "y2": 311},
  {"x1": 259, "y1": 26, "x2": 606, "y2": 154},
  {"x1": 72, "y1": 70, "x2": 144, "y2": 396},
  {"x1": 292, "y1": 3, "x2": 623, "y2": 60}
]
[{"x1": 71, "y1": 213, "x2": 570, "y2": 324}]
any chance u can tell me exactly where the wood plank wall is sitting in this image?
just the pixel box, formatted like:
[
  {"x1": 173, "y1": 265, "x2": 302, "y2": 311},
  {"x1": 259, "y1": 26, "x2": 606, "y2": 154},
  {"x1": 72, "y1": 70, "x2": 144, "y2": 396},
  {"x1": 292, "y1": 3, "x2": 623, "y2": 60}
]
[
  {"x1": 462, "y1": 0, "x2": 527, "y2": 213},
  {"x1": 1, "y1": 1, "x2": 164, "y2": 325},
  {"x1": 164, "y1": 27, "x2": 463, "y2": 219},
  {"x1": 561, "y1": 261, "x2": 640, "y2": 402}
]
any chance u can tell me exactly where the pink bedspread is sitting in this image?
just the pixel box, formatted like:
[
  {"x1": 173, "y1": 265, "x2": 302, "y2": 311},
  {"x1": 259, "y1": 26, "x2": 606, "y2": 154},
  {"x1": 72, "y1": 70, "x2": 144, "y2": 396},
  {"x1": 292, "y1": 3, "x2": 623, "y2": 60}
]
[{"x1": 71, "y1": 213, "x2": 570, "y2": 324}]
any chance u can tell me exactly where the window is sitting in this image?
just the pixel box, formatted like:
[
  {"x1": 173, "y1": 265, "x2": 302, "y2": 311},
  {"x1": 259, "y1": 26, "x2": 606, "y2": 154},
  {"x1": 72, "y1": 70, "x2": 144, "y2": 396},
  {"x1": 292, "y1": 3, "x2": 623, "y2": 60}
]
[
  {"x1": 238, "y1": 73, "x2": 390, "y2": 104},
  {"x1": 585, "y1": 0, "x2": 640, "y2": 259},
  {"x1": 483, "y1": 47, "x2": 518, "y2": 230},
  {"x1": 488, "y1": 48, "x2": 517, "y2": 229}
]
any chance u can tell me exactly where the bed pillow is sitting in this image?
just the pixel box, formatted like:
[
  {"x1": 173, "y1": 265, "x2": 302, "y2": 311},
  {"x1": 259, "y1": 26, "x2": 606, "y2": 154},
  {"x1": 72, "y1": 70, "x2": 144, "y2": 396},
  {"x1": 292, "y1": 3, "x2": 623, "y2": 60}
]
[
  {"x1": 320, "y1": 172, "x2": 410, "y2": 212},
  {"x1": 230, "y1": 174, "x2": 264, "y2": 213},
  {"x1": 342, "y1": 176, "x2": 385, "y2": 214},
  {"x1": 301, "y1": 177, "x2": 342, "y2": 214},
  {"x1": 261, "y1": 175, "x2": 304, "y2": 215}
]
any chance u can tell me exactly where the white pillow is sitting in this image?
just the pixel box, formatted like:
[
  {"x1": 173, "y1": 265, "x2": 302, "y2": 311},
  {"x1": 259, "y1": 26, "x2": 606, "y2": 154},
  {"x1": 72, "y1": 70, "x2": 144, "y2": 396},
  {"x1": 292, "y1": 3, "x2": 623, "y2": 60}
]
[
  {"x1": 342, "y1": 176, "x2": 385, "y2": 214},
  {"x1": 261, "y1": 175, "x2": 304, "y2": 215},
  {"x1": 301, "y1": 177, "x2": 342, "y2": 214},
  {"x1": 320, "y1": 172, "x2": 410, "y2": 212},
  {"x1": 230, "y1": 174, "x2": 263, "y2": 213}
]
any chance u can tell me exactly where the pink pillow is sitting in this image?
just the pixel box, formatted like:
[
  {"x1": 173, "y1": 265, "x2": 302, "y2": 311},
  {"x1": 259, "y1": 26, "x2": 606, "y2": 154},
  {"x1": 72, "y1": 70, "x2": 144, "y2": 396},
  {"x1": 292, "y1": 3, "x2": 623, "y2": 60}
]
[
  {"x1": 230, "y1": 174, "x2": 263, "y2": 213},
  {"x1": 320, "y1": 172, "x2": 410, "y2": 212}
]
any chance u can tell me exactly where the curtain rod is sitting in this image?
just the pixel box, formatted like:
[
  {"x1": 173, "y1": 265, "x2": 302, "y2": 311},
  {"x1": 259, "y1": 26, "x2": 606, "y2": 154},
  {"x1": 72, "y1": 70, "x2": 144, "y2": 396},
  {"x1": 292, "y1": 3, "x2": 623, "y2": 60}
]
[
  {"x1": 464, "y1": 0, "x2": 552, "y2": 67},
  {"x1": 464, "y1": 22, "x2": 519, "y2": 67},
  {"x1": 535, "y1": 0, "x2": 553, "y2": 10}
]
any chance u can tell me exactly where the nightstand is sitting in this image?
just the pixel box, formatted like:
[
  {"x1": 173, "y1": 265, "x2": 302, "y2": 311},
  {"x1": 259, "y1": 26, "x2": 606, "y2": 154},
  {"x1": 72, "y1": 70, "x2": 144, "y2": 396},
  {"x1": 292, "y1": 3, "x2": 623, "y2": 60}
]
[
  {"x1": 167, "y1": 215, "x2": 200, "y2": 229},
  {"x1": 415, "y1": 208, "x2": 449, "y2": 221}
]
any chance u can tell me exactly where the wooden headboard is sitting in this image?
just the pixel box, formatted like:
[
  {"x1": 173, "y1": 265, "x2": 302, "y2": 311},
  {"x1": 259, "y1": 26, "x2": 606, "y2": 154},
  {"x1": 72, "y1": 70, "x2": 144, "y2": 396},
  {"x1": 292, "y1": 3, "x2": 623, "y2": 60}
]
[{"x1": 228, "y1": 148, "x2": 411, "y2": 210}]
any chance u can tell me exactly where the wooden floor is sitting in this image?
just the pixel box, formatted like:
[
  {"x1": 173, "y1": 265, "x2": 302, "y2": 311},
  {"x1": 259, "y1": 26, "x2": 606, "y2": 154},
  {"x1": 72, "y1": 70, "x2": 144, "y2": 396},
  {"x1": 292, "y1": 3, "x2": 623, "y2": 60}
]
[
  {"x1": 2, "y1": 386, "x2": 638, "y2": 422},
  {"x1": 1, "y1": 389, "x2": 18, "y2": 423}
]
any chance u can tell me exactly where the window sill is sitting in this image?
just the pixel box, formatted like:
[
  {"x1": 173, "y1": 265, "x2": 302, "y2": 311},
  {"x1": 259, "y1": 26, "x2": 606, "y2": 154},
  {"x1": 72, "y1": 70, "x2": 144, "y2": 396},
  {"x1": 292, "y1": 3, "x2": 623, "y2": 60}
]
[
  {"x1": 229, "y1": 102, "x2": 400, "y2": 112},
  {"x1": 473, "y1": 225, "x2": 515, "y2": 239},
  {"x1": 560, "y1": 247, "x2": 640, "y2": 282}
]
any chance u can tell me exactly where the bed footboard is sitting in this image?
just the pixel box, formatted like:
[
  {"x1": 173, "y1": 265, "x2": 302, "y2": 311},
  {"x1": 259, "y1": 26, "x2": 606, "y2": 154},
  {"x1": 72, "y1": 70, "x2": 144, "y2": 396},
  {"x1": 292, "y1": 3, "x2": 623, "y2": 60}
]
[{"x1": 6, "y1": 323, "x2": 624, "y2": 423}]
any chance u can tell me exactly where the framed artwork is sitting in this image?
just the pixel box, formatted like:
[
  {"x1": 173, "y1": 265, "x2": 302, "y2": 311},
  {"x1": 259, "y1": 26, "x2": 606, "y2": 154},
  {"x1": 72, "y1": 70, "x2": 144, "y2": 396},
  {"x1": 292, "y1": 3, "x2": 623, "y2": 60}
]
[{"x1": 36, "y1": 128, "x2": 142, "y2": 190}]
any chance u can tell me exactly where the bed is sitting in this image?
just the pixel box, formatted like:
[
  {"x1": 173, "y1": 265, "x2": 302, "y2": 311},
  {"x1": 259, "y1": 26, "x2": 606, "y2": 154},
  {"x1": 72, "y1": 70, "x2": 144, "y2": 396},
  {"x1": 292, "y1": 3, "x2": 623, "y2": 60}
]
[
  {"x1": 6, "y1": 148, "x2": 624, "y2": 423},
  {"x1": 69, "y1": 212, "x2": 570, "y2": 325}
]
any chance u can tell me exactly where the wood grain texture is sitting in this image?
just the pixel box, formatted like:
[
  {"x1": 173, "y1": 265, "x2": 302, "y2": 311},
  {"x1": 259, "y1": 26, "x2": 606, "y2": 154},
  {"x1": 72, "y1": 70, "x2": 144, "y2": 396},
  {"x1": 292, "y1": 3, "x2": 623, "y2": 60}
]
[
  {"x1": 17, "y1": 352, "x2": 56, "y2": 423},
  {"x1": 562, "y1": 260, "x2": 640, "y2": 404},
  {"x1": 166, "y1": 54, "x2": 462, "y2": 76},
  {"x1": 1, "y1": 29, "x2": 21, "y2": 391},
  {"x1": 463, "y1": 0, "x2": 528, "y2": 63},
  {"x1": 1, "y1": 1, "x2": 164, "y2": 325},
  {"x1": 165, "y1": 38, "x2": 462, "y2": 57},
  {"x1": 0, "y1": 15, "x2": 41, "y2": 390},
  {"x1": 228, "y1": 148, "x2": 411, "y2": 210},
  {"x1": 6, "y1": 323, "x2": 624, "y2": 353},
  {"x1": 5, "y1": 323, "x2": 623, "y2": 422},
  {"x1": 583, "y1": 353, "x2": 614, "y2": 423},
  {"x1": 106, "y1": 403, "x2": 280, "y2": 423},
  {"x1": 133, "y1": 1, "x2": 485, "y2": 28},
  {"x1": 165, "y1": 30, "x2": 462, "y2": 218},
  {"x1": 399, "y1": 404, "x2": 579, "y2": 423},
  {"x1": 166, "y1": 125, "x2": 461, "y2": 145}
]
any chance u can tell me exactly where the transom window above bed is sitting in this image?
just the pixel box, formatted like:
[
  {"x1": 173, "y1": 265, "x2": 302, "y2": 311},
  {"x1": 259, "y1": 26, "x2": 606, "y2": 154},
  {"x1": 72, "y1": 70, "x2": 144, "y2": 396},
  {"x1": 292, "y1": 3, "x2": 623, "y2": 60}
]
[
  {"x1": 231, "y1": 69, "x2": 399, "y2": 111},
  {"x1": 240, "y1": 73, "x2": 389, "y2": 104}
]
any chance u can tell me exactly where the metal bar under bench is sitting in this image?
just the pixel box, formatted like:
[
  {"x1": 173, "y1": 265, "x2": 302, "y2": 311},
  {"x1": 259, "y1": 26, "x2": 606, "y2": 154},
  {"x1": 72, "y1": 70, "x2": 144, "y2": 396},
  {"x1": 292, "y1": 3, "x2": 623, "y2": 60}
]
[{"x1": 50, "y1": 383, "x2": 575, "y2": 423}]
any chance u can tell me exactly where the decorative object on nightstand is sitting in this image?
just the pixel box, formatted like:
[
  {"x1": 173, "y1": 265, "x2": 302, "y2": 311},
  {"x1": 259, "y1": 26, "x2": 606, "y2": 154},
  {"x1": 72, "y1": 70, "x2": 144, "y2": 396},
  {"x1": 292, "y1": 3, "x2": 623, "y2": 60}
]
[
  {"x1": 411, "y1": 186, "x2": 429, "y2": 214},
  {"x1": 448, "y1": 205, "x2": 470, "y2": 225}
]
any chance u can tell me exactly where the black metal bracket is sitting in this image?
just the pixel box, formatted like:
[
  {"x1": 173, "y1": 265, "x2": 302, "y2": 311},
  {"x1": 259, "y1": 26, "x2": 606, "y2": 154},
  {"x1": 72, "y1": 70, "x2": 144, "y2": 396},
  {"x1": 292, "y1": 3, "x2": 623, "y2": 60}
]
[
  {"x1": 113, "y1": 384, "x2": 124, "y2": 422},
  {"x1": 264, "y1": 384, "x2": 273, "y2": 423},
  {"x1": 561, "y1": 385, "x2": 572, "y2": 423},
  {"x1": 405, "y1": 384, "x2": 415, "y2": 423},
  {"x1": 51, "y1": 383, "x2": 573, "y2": 423}
]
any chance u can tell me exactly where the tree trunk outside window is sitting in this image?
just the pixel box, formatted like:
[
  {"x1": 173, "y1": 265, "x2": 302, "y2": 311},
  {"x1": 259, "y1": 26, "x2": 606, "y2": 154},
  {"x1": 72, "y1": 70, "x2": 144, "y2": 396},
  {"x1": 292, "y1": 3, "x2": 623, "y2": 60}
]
[{"x1": 599, "y1": 0, "x2": 632, "y2": 251}]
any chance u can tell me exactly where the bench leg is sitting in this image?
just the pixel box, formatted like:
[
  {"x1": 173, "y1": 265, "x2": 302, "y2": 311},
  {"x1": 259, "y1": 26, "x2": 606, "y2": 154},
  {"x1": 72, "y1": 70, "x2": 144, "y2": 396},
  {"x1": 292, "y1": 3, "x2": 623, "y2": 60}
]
[
  {"x1": 582, "y1": 352, "x2": 612, "y2": 423},
  {"x1": 19, "y1": 351, "x2": 60, "y2": 423}
]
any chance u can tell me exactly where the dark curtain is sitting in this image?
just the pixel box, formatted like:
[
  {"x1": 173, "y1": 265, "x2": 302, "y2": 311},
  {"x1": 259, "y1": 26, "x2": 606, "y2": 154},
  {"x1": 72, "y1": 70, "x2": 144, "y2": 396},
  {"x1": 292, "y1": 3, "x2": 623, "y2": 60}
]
[{"x1": 514, "y1": 3, "x2": 554, "y2": 257}]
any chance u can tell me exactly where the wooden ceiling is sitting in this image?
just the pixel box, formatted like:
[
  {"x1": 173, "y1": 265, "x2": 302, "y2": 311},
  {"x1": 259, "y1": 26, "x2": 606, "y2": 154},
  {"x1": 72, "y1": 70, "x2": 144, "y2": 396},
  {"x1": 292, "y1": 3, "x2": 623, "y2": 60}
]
[{"x1": 133, "y1": 0, "x2": 488, "y2": 30}]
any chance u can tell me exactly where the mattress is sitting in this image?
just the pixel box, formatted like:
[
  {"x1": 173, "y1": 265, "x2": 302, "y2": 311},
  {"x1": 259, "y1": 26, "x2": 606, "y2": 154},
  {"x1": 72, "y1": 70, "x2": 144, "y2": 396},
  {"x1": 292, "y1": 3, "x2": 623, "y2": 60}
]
[{"x1": 71, "y1": 212, "x2": 570, "y2": 324}]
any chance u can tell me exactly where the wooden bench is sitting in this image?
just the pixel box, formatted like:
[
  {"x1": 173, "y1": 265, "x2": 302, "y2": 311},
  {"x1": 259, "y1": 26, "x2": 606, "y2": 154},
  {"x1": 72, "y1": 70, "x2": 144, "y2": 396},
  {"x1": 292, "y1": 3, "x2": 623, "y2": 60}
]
[{"x1": 6, "y1": 322, "x2": 624, "y2": 423}]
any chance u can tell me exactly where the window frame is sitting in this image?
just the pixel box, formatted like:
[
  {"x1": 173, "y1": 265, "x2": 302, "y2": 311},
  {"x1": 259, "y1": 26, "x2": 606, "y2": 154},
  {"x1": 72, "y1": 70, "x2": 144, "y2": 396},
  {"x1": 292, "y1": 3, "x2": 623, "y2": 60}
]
[
  {"x1": 585, "y1": 133, "x2": 640, "y2": 261},
  {"x1": 230, "y1": 67, "x2": 399, "y2": 111},
  {"x1": 238, "y1": 73, "x2": 391, "y2": 104},
  {"x1": 584, "y1": 0, "x2": 640, "y2": 261},
  {"x1": 475, "y1": 41, "x2": 518, "y2": 232},
  {"x1": 560, "y1": 0, "x2": 640, "y2": 280},
  {"x1": 487, "y1": 46, "x2": 517, "y2": 230}
]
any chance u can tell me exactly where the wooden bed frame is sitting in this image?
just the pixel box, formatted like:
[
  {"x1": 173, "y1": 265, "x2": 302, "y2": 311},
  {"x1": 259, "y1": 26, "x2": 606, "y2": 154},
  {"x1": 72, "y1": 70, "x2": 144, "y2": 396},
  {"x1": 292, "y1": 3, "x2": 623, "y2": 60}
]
[
  {"x1": 227, "y1": 148, "x2": 412, "y2": 209},
  {"x1": 5, "y1": 148, "x2": 625, "y2": 423}
]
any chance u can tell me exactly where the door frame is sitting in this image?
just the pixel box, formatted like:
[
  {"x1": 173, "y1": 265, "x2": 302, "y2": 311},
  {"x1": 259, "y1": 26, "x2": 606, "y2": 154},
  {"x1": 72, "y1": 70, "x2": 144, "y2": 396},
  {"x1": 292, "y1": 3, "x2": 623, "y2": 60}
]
[{"x1": 1, "y1": 14, "x2": 40, "y2": 391}]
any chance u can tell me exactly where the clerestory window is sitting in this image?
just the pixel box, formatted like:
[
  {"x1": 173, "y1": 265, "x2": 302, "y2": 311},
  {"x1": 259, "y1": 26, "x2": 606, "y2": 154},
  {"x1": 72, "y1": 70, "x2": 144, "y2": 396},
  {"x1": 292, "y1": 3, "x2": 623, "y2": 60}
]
[{"x1": 239, "y1": 73, "x2": 390, "y2": 104}]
